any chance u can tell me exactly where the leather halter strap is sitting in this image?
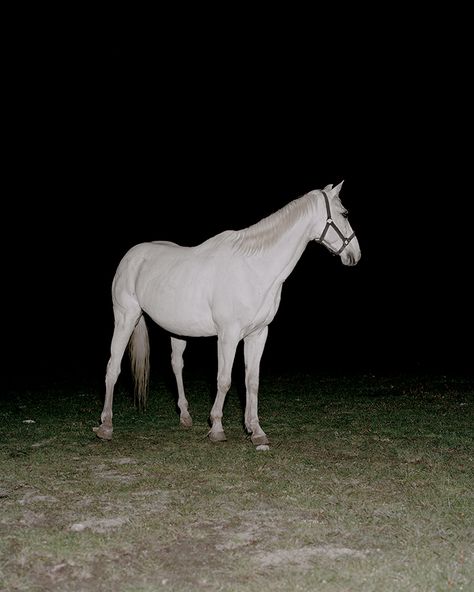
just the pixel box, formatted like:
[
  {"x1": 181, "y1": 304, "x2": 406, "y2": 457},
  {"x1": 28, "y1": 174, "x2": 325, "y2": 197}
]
[{"x1": 315, "y1": 190, "x2": 355, "y2": 255}]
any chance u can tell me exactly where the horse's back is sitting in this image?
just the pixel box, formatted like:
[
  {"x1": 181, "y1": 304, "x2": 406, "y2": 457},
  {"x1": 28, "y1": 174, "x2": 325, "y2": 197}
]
[{"x1": 112, "y1": 241, "x2": 193, "y2": 297}]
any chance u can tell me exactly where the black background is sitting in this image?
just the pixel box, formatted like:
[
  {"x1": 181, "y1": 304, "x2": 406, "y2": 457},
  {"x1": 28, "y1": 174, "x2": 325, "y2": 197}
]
[{"x1": 4, "y1": 14, "x2": 472, "y2": 391}]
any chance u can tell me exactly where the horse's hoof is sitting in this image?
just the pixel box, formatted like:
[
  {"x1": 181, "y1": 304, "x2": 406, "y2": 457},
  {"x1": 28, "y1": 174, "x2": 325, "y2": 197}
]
[
  {"x1": 251, "y1": 433, "x2": 269, "y2": 446},
  {"x1": 93, "y1": 424, "x2": 113, "y2": 440},
  {"x1": 208, "y1": 430, "x2": 227, "y2": 443},
  {"x1": 180, "y1": 415, "x2": 193, "y2": 428}
]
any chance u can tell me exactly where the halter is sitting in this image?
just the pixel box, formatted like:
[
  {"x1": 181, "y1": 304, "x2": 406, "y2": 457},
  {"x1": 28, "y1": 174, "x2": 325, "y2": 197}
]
[{"x1": 315, "y1": 190, "x2": 355, "y2": 256}]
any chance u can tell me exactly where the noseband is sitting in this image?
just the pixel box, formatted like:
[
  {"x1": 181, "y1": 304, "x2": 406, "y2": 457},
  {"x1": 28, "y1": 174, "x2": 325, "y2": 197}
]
[{"x1": 315, "y1": 190, "x2": 355, "y2": 255}]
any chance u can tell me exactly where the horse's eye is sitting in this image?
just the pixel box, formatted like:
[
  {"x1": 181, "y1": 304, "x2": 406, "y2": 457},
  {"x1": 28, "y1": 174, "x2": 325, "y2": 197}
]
[{"x1": 342, "y1": 210, "x2": 349, "y2": 218}]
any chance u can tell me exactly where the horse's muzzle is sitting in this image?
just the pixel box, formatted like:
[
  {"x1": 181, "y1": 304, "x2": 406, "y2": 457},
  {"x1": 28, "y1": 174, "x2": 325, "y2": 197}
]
[{"x1": 341, "y1": 248, "x2": 361, "y2": 266}]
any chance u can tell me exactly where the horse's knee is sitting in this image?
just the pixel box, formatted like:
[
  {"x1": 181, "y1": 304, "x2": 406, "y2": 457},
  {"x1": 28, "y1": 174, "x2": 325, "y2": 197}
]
[{"x1": 171, "y1": 356, "x2": 184, "y2": 374}]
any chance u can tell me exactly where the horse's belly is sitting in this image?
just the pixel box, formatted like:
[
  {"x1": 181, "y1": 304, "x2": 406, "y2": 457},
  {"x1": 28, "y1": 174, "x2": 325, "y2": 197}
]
[
  {"x1": 142, "y1": 293, "x2": 216, "y2": 337},
  {"x1": 151, "y1": 312, "x2": 216, "y2": 337}
]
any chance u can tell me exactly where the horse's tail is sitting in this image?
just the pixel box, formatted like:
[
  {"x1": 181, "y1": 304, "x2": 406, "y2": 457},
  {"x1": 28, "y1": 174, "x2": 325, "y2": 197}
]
[{"x1": 129, "y1": 314, "x2": 150, "y2": 411}]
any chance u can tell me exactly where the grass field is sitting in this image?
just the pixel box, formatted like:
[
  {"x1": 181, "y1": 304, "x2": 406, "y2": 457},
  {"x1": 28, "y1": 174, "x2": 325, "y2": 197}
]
[{"x1": 1, "y1": 372, "x2": 473, "y2": 591}]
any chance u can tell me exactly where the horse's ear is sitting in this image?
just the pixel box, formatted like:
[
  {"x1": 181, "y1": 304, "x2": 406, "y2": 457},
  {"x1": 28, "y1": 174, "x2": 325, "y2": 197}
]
[
  {"x1": 330, "y1": 180, "x2": 344, "y2": 197},
  {"x1": 323, "y1": 184, "x2": 333, "y2": 190}
]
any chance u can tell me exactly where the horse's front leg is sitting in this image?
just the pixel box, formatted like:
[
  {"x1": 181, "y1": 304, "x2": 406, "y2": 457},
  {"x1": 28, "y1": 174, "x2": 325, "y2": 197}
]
[
  {"x1": 209, "y1": 331, "x2": 239, "y2": 442},
  {"x1": 170, "y1": 336, "x2": 192, "y2": 427},
  {"x1": 244, "y1": 327, "x2": 269, "y2": 446}
]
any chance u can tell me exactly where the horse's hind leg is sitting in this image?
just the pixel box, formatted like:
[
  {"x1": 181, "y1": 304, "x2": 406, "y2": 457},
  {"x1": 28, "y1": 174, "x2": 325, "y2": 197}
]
[
  {"x1": 94, "y1": 305, "x2": 141, "y2": 440},
  {"x1": 171, "y1": 336, "x2": 192, "y2": 427},
  {"x1": 244, "y1": 327, "x2": 269, "y2": 446}
]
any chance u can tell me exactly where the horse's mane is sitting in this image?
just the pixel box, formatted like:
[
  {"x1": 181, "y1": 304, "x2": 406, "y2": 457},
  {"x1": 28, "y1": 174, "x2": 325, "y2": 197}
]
[{"x1": 230, "y1": 193, "x2": 315, "y2": 255}]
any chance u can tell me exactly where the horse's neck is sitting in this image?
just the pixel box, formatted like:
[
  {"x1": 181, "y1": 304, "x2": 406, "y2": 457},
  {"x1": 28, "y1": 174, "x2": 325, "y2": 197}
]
[{"x1": 251, "y1": 216, "x2": 312, "y2": 284}]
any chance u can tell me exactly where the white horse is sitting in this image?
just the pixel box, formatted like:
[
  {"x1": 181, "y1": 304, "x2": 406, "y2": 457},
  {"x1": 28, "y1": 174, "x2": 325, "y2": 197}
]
[{"x1": 94, "y1": 182, "x2": 360, "y2": 445}]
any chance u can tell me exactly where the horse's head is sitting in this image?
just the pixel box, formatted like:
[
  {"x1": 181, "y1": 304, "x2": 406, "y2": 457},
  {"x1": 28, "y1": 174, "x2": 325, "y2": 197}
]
[{"x1": 311, "y1": 181, "x2": 361, "y2": 266}]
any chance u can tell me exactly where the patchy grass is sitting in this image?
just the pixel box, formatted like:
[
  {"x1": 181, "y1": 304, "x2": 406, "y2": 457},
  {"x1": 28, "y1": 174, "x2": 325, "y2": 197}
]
[{"x1": 1, "y1": 373, "x2": 473, "y2": 591}]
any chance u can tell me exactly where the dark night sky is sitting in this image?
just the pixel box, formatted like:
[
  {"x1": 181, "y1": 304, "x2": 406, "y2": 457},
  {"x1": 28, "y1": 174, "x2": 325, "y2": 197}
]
[{"x1": 5, "y1": 18, "x2": 472, "y2": 389}]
